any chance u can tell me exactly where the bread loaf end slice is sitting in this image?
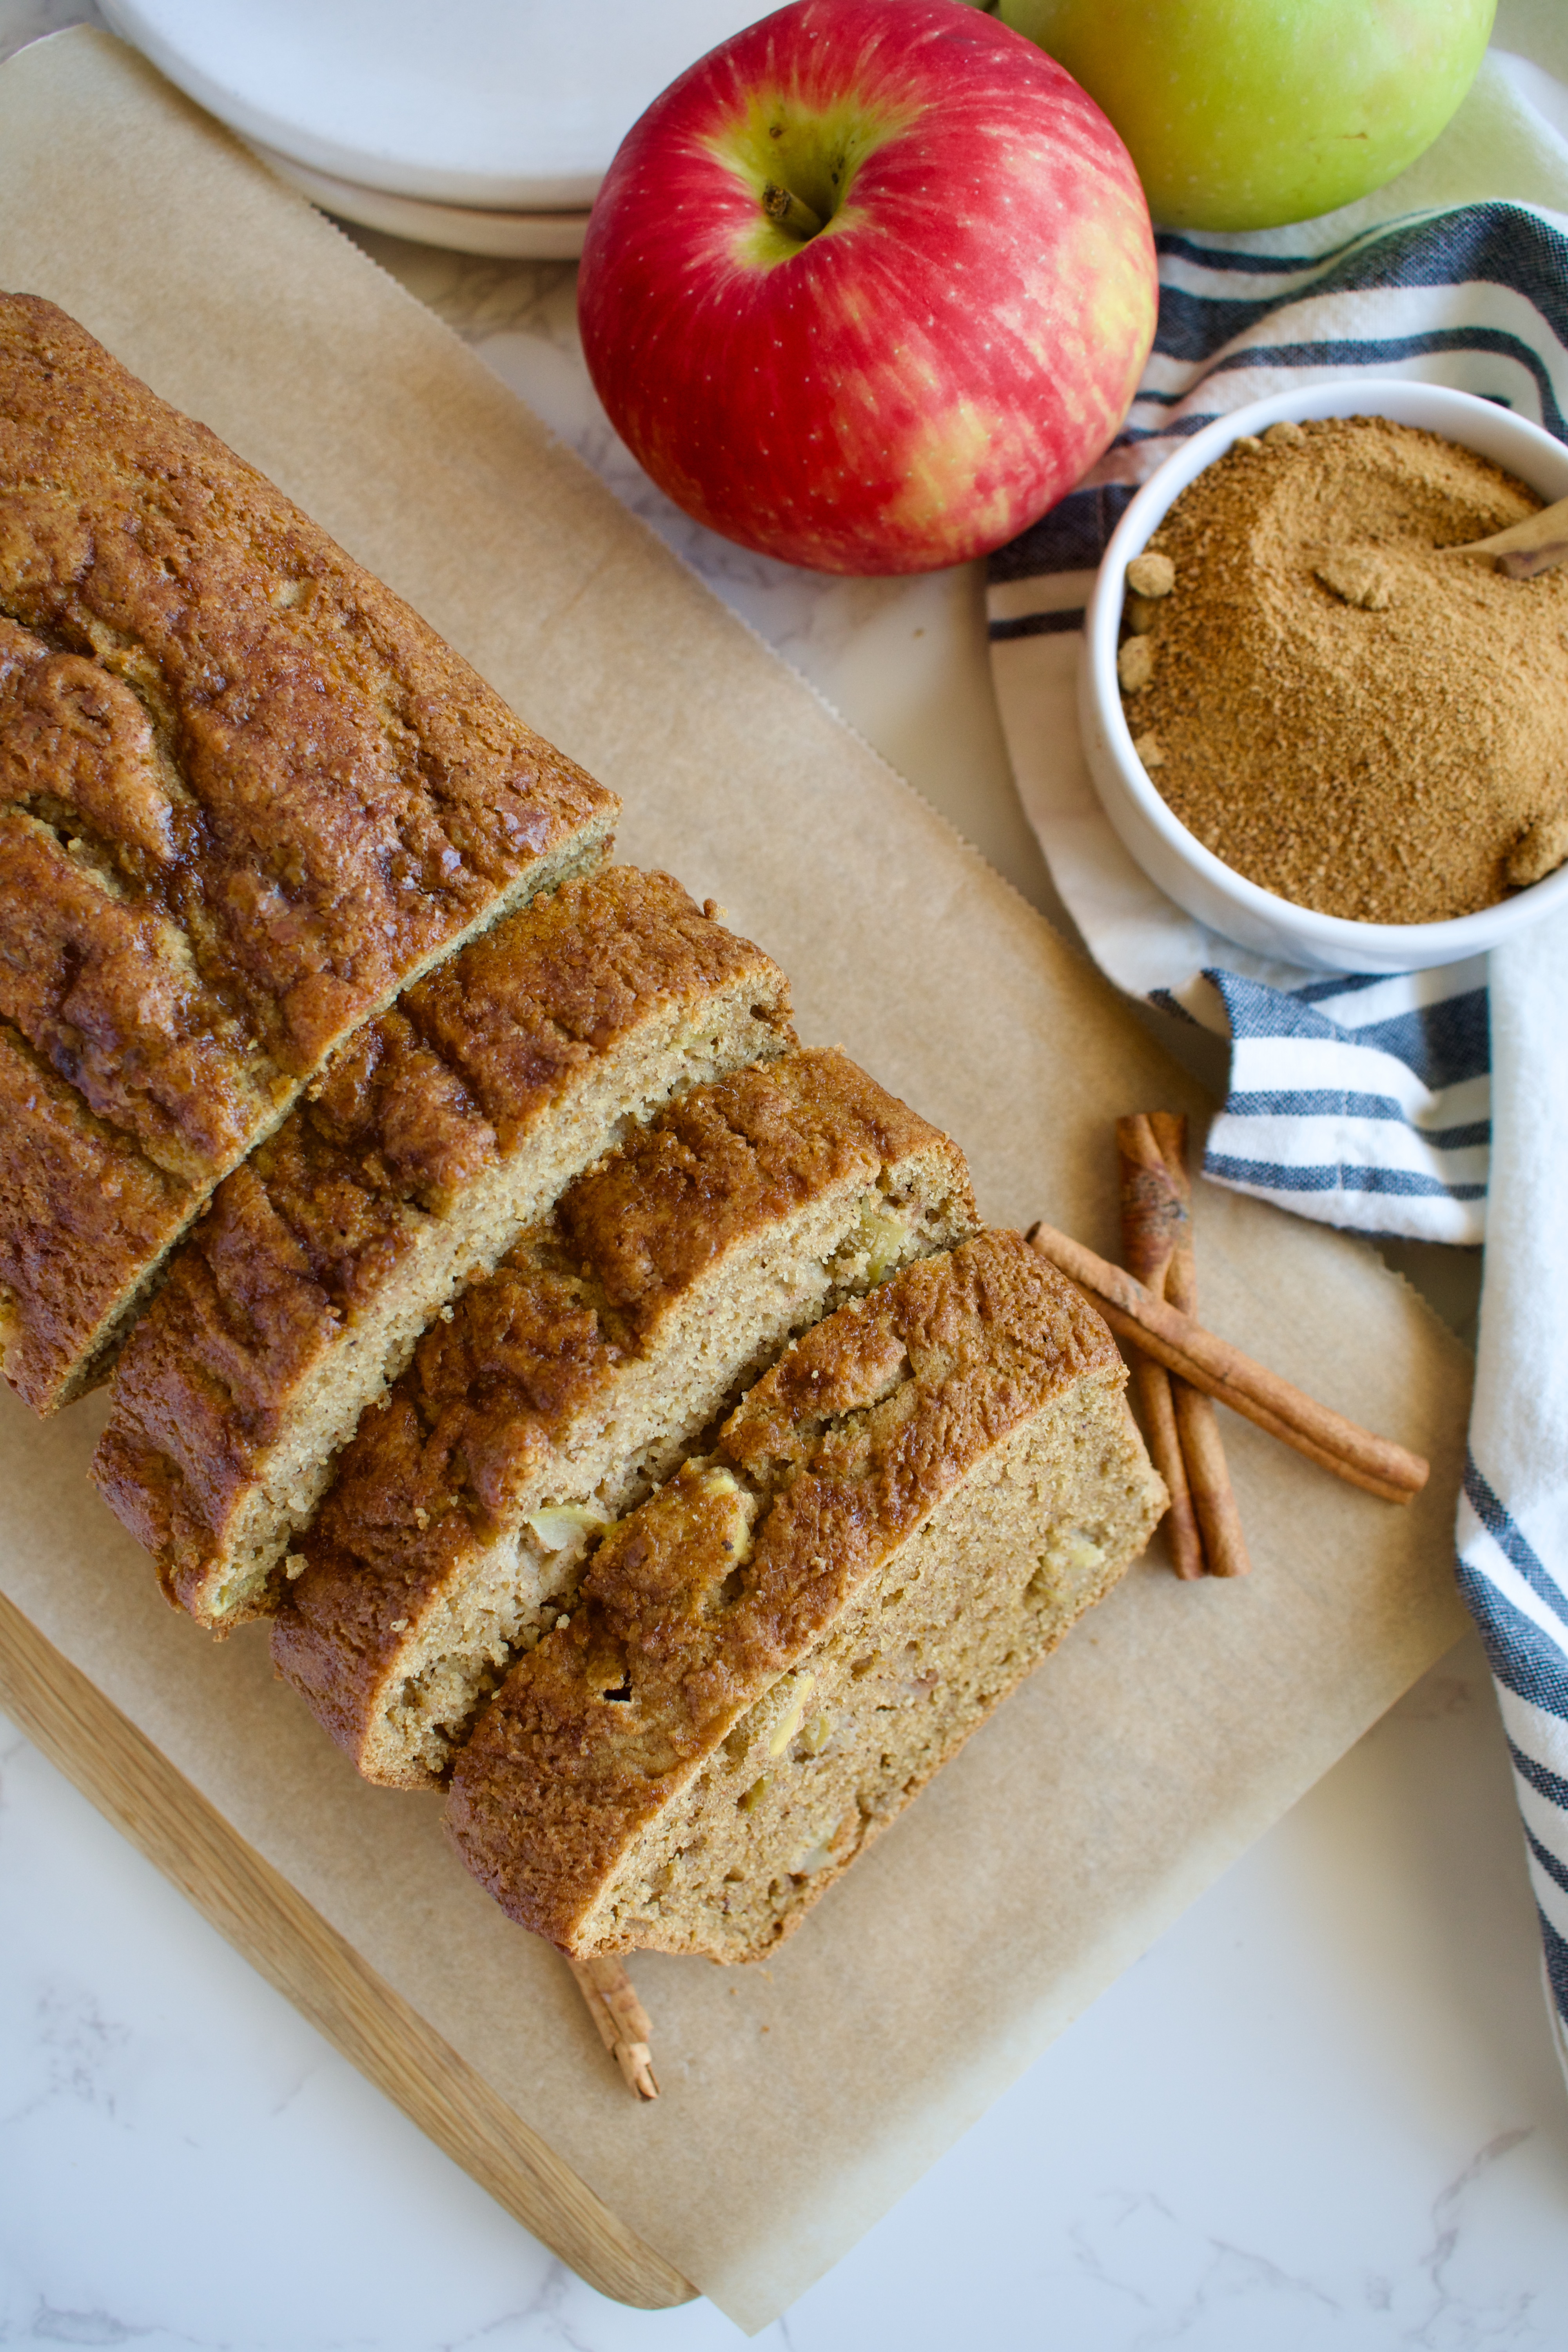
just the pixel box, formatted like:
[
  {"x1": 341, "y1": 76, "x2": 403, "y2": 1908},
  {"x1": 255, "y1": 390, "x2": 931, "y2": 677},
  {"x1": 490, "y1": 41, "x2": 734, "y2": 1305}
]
[
  {"x1": 272, "y1": 1046, "x2": 977, "y2": 1789},
  {"x1": 445, "y1": 1230, "x2": 1167, "y2": 1963},
  {"x1": 0, "y1": 294, "x2": 619, "y2": 1412},
  {"x1": 91, "y1": 869, "x2": 793, "y2": 1632}
]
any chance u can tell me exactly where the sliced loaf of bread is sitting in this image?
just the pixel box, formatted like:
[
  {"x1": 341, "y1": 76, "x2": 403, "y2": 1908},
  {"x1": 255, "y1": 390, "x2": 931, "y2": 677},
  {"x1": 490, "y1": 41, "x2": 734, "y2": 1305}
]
[
  {"x1": 0, "y1": 295, "x2": 616, "y2": 1411},
  {"x1": 92, "y1": 869, "x2": 792, "y2": 1630},
  {"x1": 445, "y1": 1230, "x2": 1166, "y2": 1963},
  {"x1": 272, "y1": 1046, "x2": 977, "y2": 1788}
]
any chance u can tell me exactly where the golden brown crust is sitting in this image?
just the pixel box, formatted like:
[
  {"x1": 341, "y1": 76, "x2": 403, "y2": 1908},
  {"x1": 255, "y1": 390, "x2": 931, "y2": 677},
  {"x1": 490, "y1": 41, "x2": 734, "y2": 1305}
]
[
  {"x1": 272, "y1": 1047, "x2": 971, "y2": 1764},
  {"x1": 0, "y1": 623, "x2": 287, "y2": 1178},
  {"x1": 0, "y1": 1020, "x2": 196, "y2": 1404},
  {"x1": 445, "y1": 1232, "x2": 1123, "y2": 1948},
  {"x1": 91, "y1": 869, "x2": 791, "y2": 1608},
  {"x1": 0, "y1": 294, "x2": 617, "y2": 1410},
  {"x1": 547, "y1": 1045, "x2": 948, "y2": 1352}
]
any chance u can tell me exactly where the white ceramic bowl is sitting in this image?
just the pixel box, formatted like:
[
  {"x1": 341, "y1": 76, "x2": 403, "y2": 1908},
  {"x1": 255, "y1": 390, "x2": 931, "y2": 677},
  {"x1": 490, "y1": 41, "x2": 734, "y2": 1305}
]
[{"x1": 1079, "y1": 378, "x2": 1568, "y2": 973}]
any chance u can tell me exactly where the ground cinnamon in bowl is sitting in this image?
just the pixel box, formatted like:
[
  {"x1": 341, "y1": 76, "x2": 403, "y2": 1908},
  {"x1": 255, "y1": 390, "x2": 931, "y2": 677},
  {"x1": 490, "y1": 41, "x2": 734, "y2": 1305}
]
[{"x1": 1119, "y1": 417, "x2": 1568, "y2": 924}]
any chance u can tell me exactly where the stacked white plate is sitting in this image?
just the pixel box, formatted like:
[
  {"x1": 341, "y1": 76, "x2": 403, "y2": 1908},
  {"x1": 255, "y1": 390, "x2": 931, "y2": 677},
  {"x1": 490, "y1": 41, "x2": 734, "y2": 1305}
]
[{"x1": 97, "y1": 0, "x2": 770, "y2": 256}]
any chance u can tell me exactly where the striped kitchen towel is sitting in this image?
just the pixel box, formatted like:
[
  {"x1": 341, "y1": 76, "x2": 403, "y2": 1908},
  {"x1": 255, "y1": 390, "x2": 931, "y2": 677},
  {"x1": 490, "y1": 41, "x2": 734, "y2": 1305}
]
[
  {"x1": 988, "y1": 181, "x2": 1568, "y2": 1245},
  {"x1": 1178, "y1": 962, "x2": 1492, "y2": 1245},
  {"x1": 985, "y1": 39, "x2": 1568, "y2": 2085},
  {"x1": 1453, "y1": 908, "x2": 1568, "y2": 2081}
]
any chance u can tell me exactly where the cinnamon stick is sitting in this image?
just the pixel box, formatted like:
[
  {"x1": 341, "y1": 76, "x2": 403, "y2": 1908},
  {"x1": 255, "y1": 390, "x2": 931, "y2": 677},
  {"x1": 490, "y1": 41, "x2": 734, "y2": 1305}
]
[
  {"x1": 1116, "y1": 1115, "x2": 1204, "y2": 1579},
  {"x1": 1148, "y1": 1115, "x2": 1251, "y2": 1579},
  {"x1": 1024, "y1": 1221, "x2": 1428, "y2": 1503},
  {"x1": 567, "y1": 1955, "x2": 660, "y2": 2101}
]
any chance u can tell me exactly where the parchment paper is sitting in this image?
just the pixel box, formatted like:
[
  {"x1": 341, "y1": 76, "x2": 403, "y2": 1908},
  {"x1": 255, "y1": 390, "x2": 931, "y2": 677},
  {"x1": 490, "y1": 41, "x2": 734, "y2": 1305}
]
[{"x1": 0, "y1": 31, "x2": 1473, "y2": 2333}]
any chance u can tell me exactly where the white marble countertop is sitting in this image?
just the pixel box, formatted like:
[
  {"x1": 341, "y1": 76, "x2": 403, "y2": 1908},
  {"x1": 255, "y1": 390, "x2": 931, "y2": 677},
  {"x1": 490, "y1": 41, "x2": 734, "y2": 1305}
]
[
  {"x1": 5, "y1": 9, "x2": 1568, "y2": 2345},
  {"x1": 8, "y1": 1635, "x2": 1568, "y2": 2349}
]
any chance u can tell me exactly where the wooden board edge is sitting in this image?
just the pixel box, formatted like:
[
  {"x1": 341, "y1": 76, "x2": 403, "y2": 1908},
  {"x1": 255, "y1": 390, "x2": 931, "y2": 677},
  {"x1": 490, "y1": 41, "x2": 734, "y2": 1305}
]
[{"x1": 0, "y1": 1588, "x2": 697, "y2": 2313}]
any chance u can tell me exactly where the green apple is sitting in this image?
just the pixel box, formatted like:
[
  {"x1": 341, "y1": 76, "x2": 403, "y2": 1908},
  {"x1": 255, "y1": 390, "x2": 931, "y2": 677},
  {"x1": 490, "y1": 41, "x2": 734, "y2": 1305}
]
[{"x1": 994, "y1": 0, "x2": 1496, "y2": 230}]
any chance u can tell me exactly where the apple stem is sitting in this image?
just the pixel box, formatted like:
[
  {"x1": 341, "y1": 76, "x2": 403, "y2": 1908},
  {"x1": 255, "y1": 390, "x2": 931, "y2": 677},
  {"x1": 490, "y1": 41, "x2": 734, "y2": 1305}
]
[{"x1": 762, "y1": 180, "x2": 824, "y2": 241}]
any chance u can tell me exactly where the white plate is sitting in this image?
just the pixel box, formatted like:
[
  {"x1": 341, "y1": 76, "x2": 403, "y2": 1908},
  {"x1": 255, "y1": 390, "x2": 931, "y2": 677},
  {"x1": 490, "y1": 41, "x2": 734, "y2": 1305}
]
[
  {"x1": 97, "y1": 0, "x2": 769, "y2": 209},
  {"x1": 250, "y1": 144, "x2": 590, "y2": 260}
]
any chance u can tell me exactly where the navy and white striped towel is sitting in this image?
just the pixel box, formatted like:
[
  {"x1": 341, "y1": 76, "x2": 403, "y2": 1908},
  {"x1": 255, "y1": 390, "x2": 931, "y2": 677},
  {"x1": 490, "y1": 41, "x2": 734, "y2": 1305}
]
[
  {"x1": 986, "y1": 42, "x2": 1568, "y2": 2081},
  {"x1": 1457, "y1": 910, "x2": 1568, "y2": 2082},
  {"x1": 1197, "y1": 963, "x2": 1491, "y2": 1245}
]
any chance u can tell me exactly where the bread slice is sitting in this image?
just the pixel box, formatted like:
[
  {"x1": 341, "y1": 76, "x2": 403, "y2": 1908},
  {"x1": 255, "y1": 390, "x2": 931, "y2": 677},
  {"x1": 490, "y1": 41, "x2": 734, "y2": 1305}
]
[
  {"x1": 446, "y1": 1230, "x2": 1166, "y2": 1963},
  {"x1": 92, "y1": 869, "x2": 793, "y2": 1632},
  {"x1": 0, "y1": 295, "x2": 616, "y2": 1410},
  {"x1": 272, "y1": 1047, "x2": 977, "y2": 1789}
]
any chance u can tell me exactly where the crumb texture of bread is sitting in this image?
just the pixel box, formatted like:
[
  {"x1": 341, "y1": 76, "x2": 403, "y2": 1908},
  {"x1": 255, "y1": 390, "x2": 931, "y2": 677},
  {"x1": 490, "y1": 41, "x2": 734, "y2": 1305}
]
[
  {"x1": 445, "y1": 1230, "x2": 1167, "y2": 1962},
  {"x1": 92, "y1": 869, "x2": 795, "y2": 1629},
  {"x1": 0, "y1": 294, "x2": 617, "y2": 1412},
  {"x1": 272, "y1": 1046, "x2": 978, "y2": 1790}
]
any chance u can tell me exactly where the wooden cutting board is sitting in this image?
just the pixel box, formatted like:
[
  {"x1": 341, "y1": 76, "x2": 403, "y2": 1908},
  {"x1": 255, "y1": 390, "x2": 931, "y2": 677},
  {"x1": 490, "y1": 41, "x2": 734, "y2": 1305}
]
[{"x1": 0, "y1": 32, "x2": 1472, "y2": 2333}]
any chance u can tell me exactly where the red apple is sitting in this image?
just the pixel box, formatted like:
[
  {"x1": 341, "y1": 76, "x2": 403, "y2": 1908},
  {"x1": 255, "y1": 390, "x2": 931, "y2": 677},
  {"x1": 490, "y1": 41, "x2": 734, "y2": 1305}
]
[{"x1": 577, "y1": 0, "x2": 1157, "y2": 575}]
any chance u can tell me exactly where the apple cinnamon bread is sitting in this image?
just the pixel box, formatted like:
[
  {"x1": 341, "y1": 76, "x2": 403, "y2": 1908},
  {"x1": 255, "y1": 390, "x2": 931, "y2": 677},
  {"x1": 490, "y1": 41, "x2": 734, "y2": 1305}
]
[
  {"x1": 272, "y1": 1046, "x2": 977, "y2": 1789},
  {"x1": 91, "y1": 869, "x2": 793, "y2": 1631},
  {"x1": 0, "y1": 294, "x2": 616, "y2": 1411},
  {"x1": 445, "y1": 1230, "x2": 1166, "y2": 1963}
]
